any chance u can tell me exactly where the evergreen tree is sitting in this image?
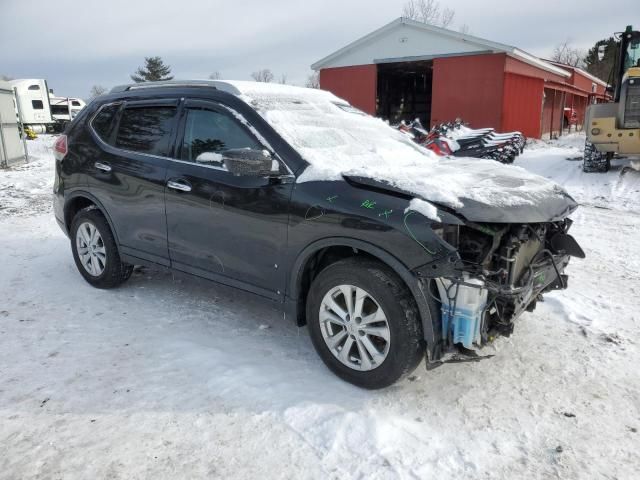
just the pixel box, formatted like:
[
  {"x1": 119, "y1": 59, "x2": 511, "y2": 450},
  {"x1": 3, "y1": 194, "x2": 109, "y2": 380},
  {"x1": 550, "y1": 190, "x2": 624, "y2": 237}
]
[
  {"x1": 583, "y1": 37, "x2": 618, "y2": 85},
  {"x1": 131, "y1": 56, "x2": 173, "y2": 83}
]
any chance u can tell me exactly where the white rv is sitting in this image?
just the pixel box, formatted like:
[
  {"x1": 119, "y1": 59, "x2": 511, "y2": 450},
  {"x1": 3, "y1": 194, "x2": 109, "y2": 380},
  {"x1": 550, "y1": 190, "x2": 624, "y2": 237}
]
[
  {"x1": 9, "y1": 79, "x2": 54, "y2": 133},
  {"x1": 50, "y1": 96, "x2": 87, "y2": 123}
]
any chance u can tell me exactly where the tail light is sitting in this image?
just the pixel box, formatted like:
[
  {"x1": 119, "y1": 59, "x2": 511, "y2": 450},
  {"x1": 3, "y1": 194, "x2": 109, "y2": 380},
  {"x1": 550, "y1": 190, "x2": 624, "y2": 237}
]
[{"x1": 54, "y1": 135, "x2": 67, "y2": 161}]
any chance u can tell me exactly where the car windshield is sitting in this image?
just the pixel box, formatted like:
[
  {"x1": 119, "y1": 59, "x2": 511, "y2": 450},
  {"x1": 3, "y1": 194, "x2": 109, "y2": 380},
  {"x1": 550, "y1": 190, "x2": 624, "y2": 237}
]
[
  {"x1": 227, "y1": 81, "x2": 564, "y2": 210},
  {"x1": 236, "y1": 84, "x2": 435, "y2": 180}
]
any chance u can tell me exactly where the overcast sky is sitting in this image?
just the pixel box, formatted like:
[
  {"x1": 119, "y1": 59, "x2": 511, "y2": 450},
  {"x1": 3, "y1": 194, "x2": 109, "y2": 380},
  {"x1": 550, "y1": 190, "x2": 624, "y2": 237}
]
[{"x1": 0, "y1": 0, "x2": 634, "y2": 98}]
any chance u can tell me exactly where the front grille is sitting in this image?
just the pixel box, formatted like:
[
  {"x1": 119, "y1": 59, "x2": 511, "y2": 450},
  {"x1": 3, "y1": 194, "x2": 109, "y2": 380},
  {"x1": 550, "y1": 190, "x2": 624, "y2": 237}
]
[{"x1": 624, "y1": 82, "x2": 640, "y2": 128}]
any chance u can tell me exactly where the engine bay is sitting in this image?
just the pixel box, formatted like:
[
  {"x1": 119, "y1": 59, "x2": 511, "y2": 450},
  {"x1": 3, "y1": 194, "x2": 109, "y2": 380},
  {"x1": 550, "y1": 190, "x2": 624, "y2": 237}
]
[{"x1": 426, "y1": 219, "x2": 584, "y2": 353}]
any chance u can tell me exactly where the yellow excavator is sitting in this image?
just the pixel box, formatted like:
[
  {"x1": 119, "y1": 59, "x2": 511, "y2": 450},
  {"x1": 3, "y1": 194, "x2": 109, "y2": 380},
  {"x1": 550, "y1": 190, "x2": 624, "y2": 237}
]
[{"x1": 584, "y1": 26, "x2": 640, "y2": 172}]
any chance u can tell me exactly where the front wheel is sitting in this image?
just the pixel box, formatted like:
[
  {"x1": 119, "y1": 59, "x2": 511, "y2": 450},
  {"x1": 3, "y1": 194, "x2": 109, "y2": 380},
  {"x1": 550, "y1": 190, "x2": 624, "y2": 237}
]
[
  {"x1": 306, "y1": 258, "x2": 425, "y2": 389},
  {"x1": 583, "y1": 141, "x2": 610, "y2": 172}
]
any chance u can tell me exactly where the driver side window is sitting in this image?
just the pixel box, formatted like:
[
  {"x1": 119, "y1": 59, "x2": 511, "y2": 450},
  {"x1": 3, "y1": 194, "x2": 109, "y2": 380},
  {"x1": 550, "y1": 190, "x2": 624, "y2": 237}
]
[{"x1": 181, "y1": 108, "x2": 262, "y2": 164}]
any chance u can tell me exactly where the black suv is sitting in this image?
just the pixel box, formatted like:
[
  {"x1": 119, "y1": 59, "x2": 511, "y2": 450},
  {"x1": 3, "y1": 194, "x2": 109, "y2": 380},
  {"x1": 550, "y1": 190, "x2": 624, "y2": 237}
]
[{"x1": 53, "y1": 80, "x2": 584, "y2": 389}]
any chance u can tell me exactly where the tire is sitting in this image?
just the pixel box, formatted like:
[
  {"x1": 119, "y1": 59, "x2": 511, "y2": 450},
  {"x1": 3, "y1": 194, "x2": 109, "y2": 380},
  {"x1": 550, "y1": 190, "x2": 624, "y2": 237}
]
[
  {"x1": 583, "y1": 141, "x2": 610, "y2": 173},
  {"x1": 306, "y1": 258, "x2": 425, "y2": 389},
  {"x1": 70, "y1": 208, "x2": 133, "y2": 289}
]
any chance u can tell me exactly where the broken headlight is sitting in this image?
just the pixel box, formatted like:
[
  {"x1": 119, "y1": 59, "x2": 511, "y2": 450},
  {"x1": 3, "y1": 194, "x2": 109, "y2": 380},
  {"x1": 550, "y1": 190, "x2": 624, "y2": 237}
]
[{"x1": 431, "y1": 223, "x2": 460, "y2": 248}]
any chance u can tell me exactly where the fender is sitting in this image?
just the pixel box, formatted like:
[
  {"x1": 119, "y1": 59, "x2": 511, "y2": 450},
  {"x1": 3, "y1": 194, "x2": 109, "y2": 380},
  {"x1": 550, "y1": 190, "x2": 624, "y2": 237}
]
[
  {"x1": 285, "y1": 236, "x2": 439, "y2": 358},
  {"x1": 63, "y1": 190, "x2": 121, "y2": 245}
]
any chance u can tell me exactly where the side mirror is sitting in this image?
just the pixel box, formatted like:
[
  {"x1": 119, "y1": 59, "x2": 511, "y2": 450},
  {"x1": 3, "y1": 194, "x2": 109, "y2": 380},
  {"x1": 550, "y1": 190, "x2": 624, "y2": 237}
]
[{"x1": 223, "y1": 148, "x2": 276, "y2": 177}]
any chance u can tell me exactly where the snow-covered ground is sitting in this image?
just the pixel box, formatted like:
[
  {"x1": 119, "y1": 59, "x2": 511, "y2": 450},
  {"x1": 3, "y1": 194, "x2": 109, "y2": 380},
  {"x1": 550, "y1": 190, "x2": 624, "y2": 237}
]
[{"x1": 0, "y1": 134, "x2": 638, "y2": 479}]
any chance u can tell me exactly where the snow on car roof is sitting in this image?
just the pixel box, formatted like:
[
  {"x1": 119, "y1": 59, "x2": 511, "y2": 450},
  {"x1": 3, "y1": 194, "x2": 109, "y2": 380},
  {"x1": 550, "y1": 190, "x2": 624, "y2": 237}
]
[{"x1": 215, "y1": 80, "x2": 568, "y2": 210}]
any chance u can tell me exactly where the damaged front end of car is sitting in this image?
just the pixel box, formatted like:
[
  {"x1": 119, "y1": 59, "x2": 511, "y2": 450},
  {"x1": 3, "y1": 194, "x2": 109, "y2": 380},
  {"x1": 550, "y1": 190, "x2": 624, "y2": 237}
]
[{"x1": 414, "y1": 218, "x2": 585, "y2": 367}]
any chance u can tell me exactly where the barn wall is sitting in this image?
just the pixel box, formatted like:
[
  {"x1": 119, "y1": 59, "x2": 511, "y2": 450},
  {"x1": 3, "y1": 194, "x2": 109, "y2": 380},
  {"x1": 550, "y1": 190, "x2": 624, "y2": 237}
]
[
  {"x1": 431, "y1": 53, "x2": 506, "y2": 129},
  {"x1": 541, "y1": 87, "x2": 565, "y2": 138},
  {"x1": 317, "y1": 23, "x2": 491, "y2": 69},
  {"x1": 319, "y1": 65, "x2": 377, "y2": 115},
  {"x1": 501, "y1": 73, "x2": 544, "y2": 138}
]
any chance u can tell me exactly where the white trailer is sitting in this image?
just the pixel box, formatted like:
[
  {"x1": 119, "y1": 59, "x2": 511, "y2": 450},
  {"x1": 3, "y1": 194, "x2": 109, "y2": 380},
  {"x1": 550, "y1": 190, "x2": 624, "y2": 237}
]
[
  {"x1": 50, "y1": 96, "x2": 86, "y2": 124},
  {"x1": 9, "y1": 79, "x2": 54, "y2": 133},
  {"x1": 0, "y1": 81, "x2": 28, "y2": 168}
]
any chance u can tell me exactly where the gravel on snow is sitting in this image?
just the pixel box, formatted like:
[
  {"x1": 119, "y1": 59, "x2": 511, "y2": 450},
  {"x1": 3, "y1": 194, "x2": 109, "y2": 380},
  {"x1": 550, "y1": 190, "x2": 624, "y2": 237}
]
[{"x1": 0, "y1": 134, "x2": 638, "y2": 479}]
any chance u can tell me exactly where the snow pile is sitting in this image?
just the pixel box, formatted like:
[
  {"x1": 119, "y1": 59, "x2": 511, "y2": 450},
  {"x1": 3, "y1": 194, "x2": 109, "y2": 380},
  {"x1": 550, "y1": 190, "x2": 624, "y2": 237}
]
[
  {"x1": 222, "y1": 81, "x2": 567, "y2": 210},
  {"x1": 515, "y1": 133, "x2": 640, "y2": 212},
  {"x1": 406, "y1": 198, "x2": 441, "y2": 221}
]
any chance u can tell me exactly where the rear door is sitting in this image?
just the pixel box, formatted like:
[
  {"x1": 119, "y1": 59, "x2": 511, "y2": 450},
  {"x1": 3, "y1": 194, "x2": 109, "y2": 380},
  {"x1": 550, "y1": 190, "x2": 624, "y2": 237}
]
[
  {"x1": 164, "y1": 99, "x2": 294, "y2": 299},
  {"x1": 87, "y1": 99, "x2": 179, "y2": 265}
]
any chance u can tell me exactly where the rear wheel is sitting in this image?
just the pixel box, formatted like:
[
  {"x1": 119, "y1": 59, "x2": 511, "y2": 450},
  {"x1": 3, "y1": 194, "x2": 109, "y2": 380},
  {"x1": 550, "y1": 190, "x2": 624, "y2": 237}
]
[
  {"x1": 70, "y1": 208, "x2": 133, "y2": 289},
  {"x1": 583, "y1": 141, "x2": 611, "y2": 172},
  {"x1": 306, "y1": 258, "x2": 424, "y2": 389}
]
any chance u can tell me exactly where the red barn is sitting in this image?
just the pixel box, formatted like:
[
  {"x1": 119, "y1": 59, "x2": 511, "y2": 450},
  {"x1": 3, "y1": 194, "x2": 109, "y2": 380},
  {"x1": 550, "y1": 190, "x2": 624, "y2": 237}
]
[{"x1": 312, "y1": 18, "x2": 608, "y2": 139}]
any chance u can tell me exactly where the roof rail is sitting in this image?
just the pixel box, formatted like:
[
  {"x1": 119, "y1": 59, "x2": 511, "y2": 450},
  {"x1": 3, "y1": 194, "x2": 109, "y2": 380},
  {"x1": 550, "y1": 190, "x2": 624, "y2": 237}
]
[{"x1": 109, "y1": 80, "x2": 220, "y2": 93}]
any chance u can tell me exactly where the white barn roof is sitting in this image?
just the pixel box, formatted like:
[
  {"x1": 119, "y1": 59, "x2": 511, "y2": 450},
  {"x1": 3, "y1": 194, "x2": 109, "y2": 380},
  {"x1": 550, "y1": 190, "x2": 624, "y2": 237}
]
[{"x1": 312, "y1": 17, "x2": 569, "y2": 78}]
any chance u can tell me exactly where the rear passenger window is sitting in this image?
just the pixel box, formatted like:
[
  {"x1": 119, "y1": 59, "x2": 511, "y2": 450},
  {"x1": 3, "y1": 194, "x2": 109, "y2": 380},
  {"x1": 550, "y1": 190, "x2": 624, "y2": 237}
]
[
  {"x1": 91, "y1": 103, "x2": 121, "y2": 144},
  {"x1": 115, "y1": 106, "x2": 177, "y2": 156}
]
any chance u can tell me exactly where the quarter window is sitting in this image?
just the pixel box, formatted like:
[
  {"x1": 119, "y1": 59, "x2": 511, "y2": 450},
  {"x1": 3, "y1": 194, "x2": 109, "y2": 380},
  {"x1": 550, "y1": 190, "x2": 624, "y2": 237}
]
[
  {"x1": 181, "y1": 108, "x2": 261, "y2": 163},
  {"x1": 31, "y1": 100, "x2": 44, "y2": 109},
  {"x1": 91, "y1": 103, "x2": 121, "y2": 144},
  {"x1": 115, "y1": 106, "x2": 177, "y2": 156}
]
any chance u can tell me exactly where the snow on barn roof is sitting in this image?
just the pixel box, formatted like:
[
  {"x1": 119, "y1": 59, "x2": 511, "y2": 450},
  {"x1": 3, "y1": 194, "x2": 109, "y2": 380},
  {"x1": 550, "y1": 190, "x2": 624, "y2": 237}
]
[
  {"x1": 546, "y1": 60, "x2": 609, "y2": 87},
  {"x1": 311, "y1": 17, "x2": 570, "y2": 78}
]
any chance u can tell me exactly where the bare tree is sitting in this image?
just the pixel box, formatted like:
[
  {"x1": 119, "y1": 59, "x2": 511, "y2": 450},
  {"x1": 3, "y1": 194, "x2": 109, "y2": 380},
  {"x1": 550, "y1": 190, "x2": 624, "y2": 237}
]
[
  {"x1": 440, "y1": 7, "x2": 455, "y2": 28},
  {"x1": 306, "y1": 71, "x2": 320, "y2": 89},
  {"x1": 251, "y1": 69, "x2": 274, "y2": 83},
  {"x1": 208, "y1": 71, "x2": 221, "y2": 80},
  {"x1": 89, "y1": 85, "x2": 107, "y2": 99},
  {"x1": 1, "y1": 74, "x2": 13, "y2": 81},
  {"x1": 278, "y1": 73, "x2": 288, "y2": 85},
  {"x1": 458, "y1": 24, "x2": 471, "y2": 35},
  {"x1": 552, "y1": 40, "x2": 585, "y2": 68},
  {"x1": 402, "y1": 0, "x2": 455, "y2": 28}
]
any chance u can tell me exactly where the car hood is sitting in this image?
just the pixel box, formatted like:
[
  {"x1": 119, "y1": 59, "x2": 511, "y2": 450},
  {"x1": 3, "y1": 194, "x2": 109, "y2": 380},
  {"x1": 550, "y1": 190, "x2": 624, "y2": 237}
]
[{"x1": 343, "y1": 158, "x2": 578, "y2": 223}]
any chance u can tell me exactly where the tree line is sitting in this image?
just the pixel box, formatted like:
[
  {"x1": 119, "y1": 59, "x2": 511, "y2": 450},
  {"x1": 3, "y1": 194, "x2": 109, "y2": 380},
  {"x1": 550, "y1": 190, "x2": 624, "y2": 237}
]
[{"x1": 83, "y1": 57, "x2": 320, "y2": 100}]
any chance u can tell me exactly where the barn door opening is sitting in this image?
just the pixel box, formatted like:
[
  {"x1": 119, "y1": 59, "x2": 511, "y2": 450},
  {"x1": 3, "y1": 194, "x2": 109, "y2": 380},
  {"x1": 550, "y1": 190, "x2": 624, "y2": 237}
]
[{"x1": 376, "y1": 60, "x2": 433, "y2": 126}]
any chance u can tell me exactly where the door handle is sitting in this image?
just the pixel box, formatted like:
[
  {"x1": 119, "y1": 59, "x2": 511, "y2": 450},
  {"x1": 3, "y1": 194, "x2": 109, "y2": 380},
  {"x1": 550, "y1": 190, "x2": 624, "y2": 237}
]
[
  {"x1": 167, "y1": 179, "x2": 192, "y2": 192},
  {"x1": 95, "y1": 162, "x2": 112, "y2": 172}
]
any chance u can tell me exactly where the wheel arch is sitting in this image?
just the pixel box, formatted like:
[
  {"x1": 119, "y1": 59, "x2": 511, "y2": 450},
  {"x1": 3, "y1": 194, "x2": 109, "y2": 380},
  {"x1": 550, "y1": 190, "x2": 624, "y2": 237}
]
[
  {"x1": 63, "y1": 191, "x2": 120, "y2": 245},
  {"x1": 286, "y1": 237, "x2": 439, "y2": 357}
]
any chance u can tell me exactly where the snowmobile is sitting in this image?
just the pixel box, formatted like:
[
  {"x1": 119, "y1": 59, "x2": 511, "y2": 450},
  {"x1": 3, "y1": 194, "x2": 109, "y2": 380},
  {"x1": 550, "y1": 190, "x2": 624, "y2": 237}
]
[{"x1": 398, "y1": 120, "x2": 521, "y2": 163}]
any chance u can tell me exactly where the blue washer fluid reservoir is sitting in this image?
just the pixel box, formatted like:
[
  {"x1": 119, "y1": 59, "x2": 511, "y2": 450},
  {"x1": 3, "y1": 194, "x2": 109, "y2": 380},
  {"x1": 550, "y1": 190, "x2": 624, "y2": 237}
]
[{"x1": 436, "y1": 277, "x2": 488, "y2": 349}]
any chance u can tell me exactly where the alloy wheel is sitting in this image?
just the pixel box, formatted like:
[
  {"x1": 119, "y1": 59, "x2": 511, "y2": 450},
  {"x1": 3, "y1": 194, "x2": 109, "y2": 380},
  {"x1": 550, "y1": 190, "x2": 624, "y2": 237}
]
[
  {"x1": 319, "y1": 284, "x2": 391, "y2": 371},
  {"x1": 75, "y1": 221, "x2": 106, "y2": 276}
]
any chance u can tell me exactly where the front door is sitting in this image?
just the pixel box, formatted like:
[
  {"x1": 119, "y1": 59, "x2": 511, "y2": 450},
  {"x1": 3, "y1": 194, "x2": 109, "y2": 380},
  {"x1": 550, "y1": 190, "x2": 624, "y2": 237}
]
[{"x1": 164, "y1": 100, "x2": 293, "y2": 299}]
